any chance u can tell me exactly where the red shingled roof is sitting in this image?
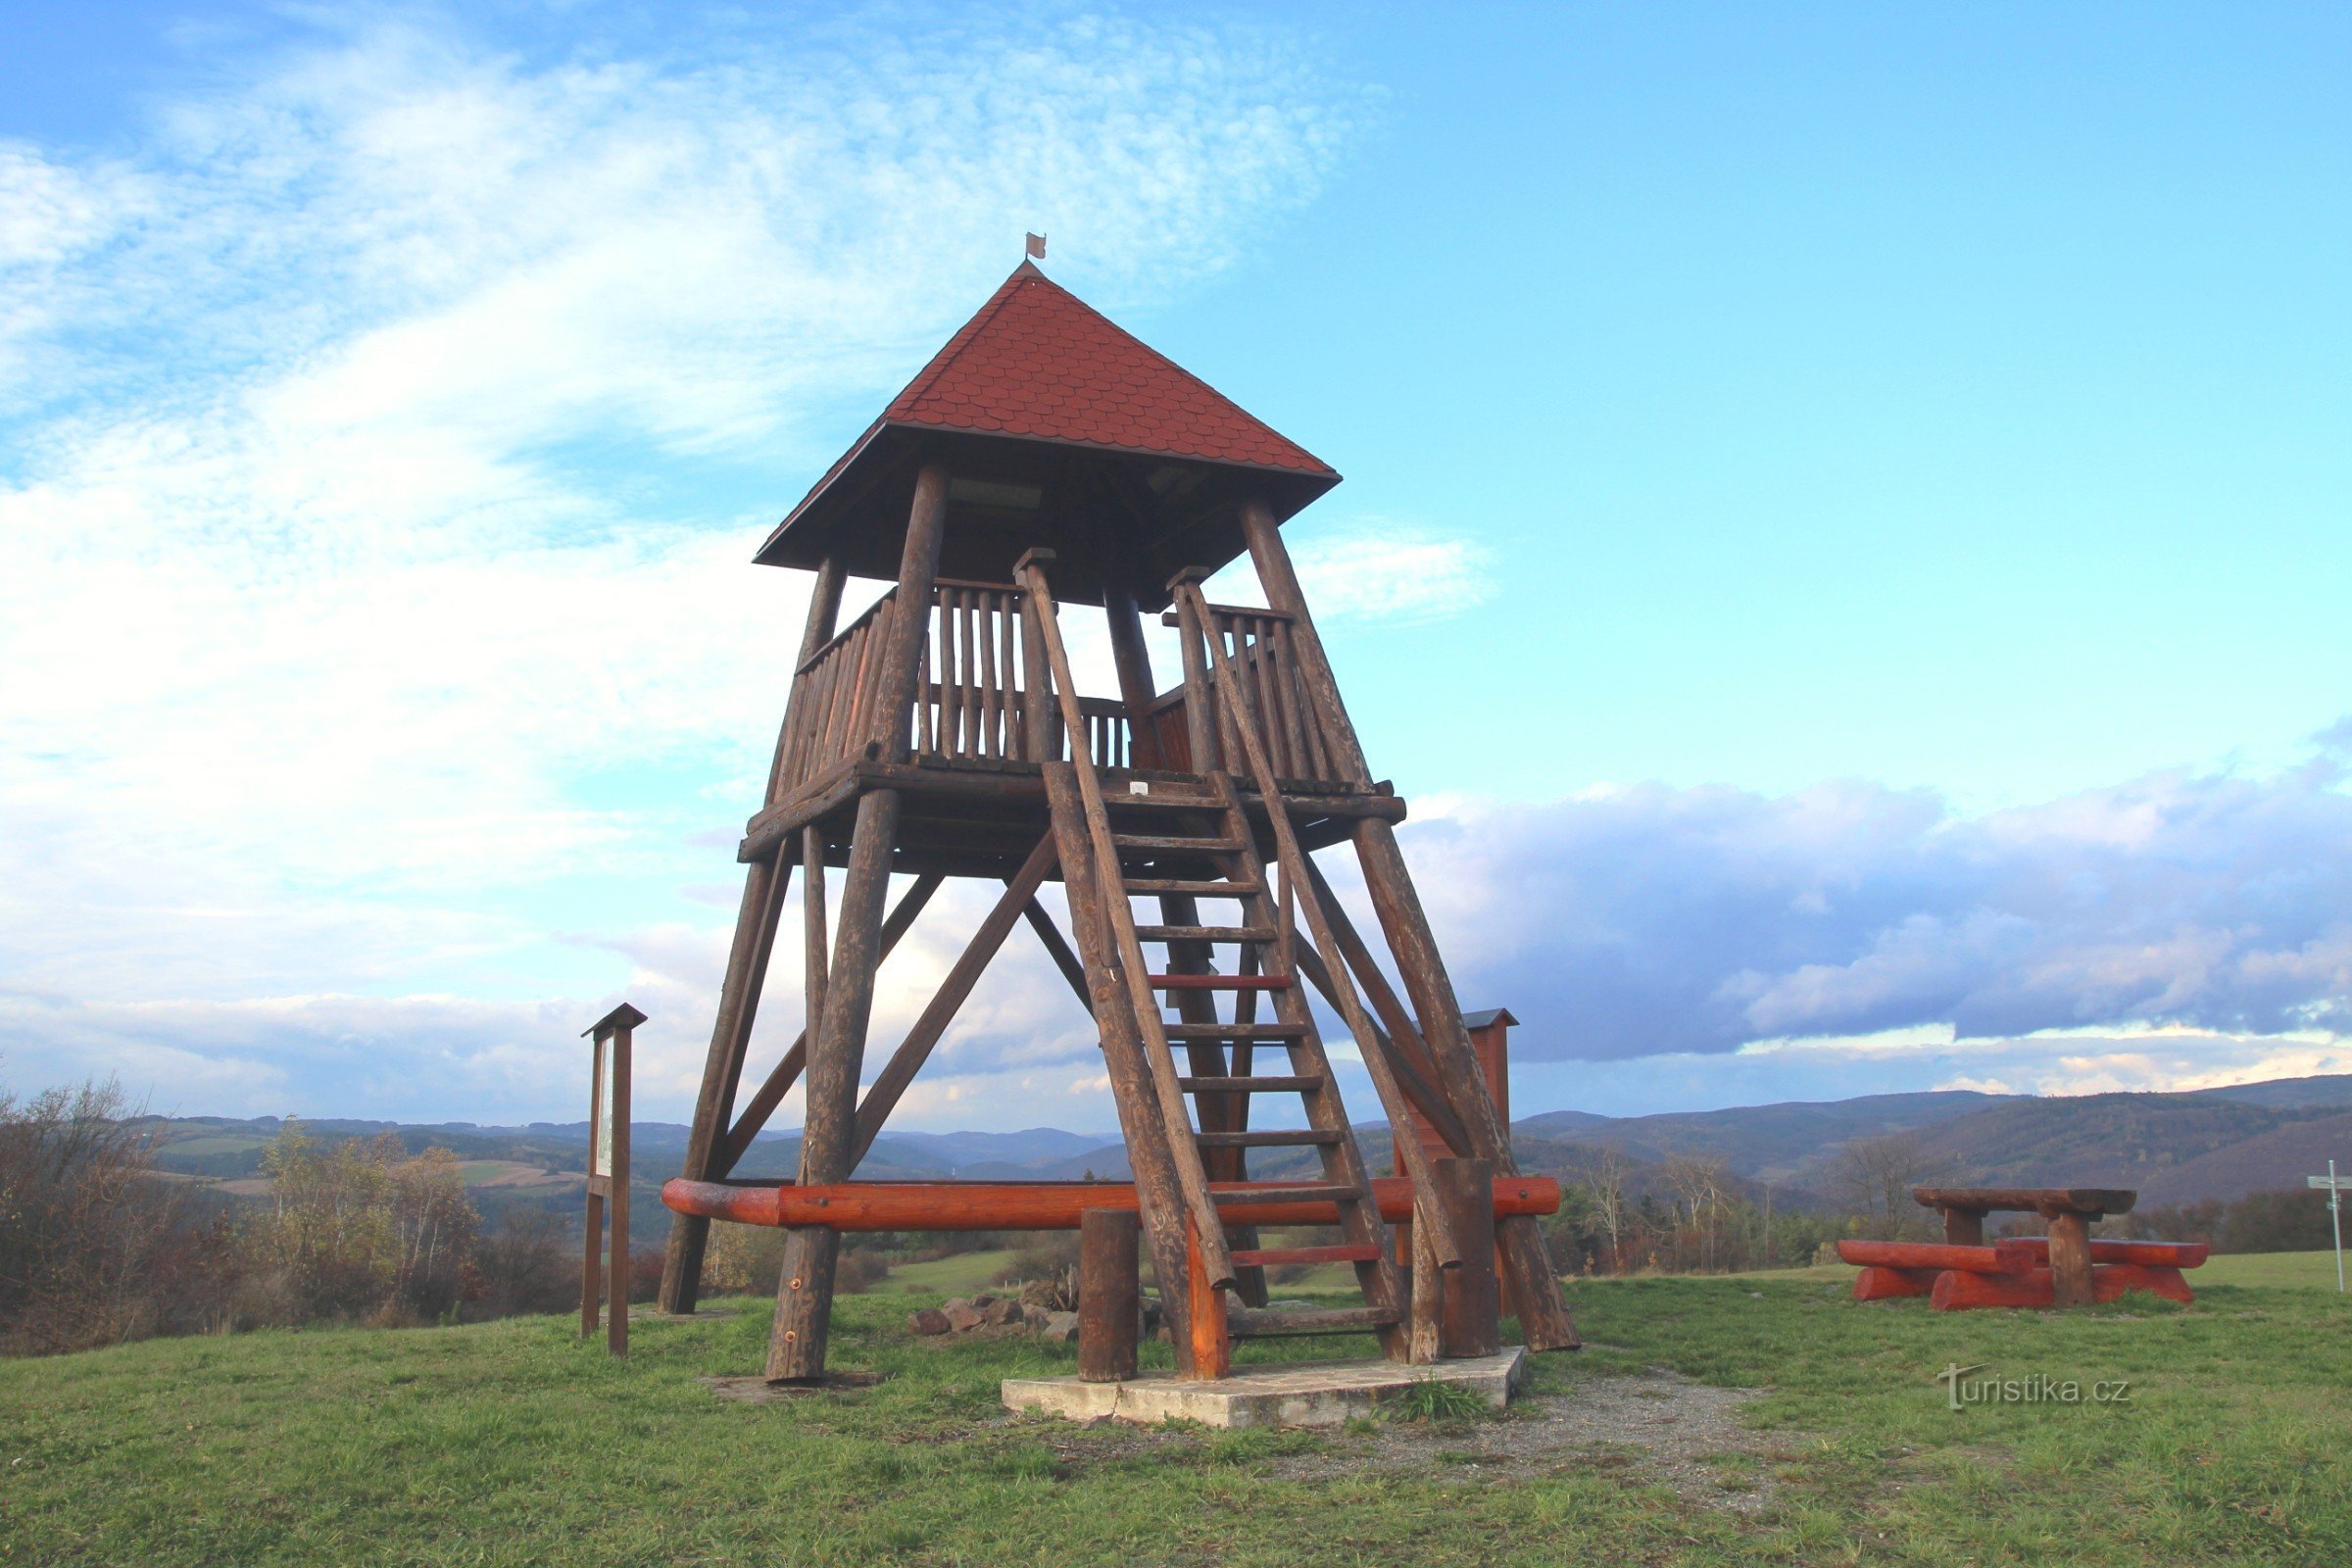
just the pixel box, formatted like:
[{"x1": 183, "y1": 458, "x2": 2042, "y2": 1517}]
[{"x1": 879, "y1": 262, "x2": 1333, "y2": 475}]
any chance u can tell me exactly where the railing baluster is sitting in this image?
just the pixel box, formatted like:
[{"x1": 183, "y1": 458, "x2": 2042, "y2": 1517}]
[
  {"x1": 963, "y1": 591, "x2": 984, "y2": 757},
  {"x1": 1271, "y1": 619, "x2": 1312, "y2": 781},
  {"x1": 1000, "y1": 593, "x2": 1018, "y2": 760},
  {"x1": 978, "y1": 591, "x2": 1001, "y2": 759}
]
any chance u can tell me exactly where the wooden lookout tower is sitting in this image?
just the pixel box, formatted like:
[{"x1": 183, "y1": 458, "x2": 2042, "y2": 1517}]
[{"x1": 658, "y1": 261, "x2": 1577, "y2": 1379}]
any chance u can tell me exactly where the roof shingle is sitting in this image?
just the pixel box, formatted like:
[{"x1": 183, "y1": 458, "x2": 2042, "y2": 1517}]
[{"x1": 880, "y1": 262, "x2": 1333, "y2": 475}]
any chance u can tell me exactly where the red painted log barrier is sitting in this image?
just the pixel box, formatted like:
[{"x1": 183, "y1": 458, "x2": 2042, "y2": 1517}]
[
  {"x1": 1932, "y1": 1262, "x2": 2195, "y2": 1311},
  {"x1": 1993, "y1": 1238, "x2": 2209, "y2": 1271},
  {"x1": 1852, "y1": 1265, "x2": 1938, "y2": 1301},
  {"x1": 661, "y1": 1174, "x2": 1561, "y2": 1232}
]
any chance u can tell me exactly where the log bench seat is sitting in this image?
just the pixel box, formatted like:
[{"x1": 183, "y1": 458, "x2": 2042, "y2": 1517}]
[{"x1": 1837, "y1": 1232, "x2": 2206, "y2": 1310}]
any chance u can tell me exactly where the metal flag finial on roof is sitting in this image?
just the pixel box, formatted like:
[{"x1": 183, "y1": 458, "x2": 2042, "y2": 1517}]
[{"x1": 1025, "y1": 231, "x2": 1047, "y2": 261}]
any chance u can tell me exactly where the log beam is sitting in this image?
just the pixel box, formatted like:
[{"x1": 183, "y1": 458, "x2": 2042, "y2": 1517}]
[{"x1": 849, "y1": 834, "x2": 1060, "y2": 1165}]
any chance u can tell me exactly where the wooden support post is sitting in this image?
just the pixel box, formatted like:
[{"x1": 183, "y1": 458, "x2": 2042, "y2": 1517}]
[
  {"x1": 871, "y1": 466, "x2": 951, "y2": 762},
  {"x1": 1102, "y1": 582, "x2": 1162, "y2": 767},
  {"x1": 1184, "y1": 1217, "x2": 1231, "y2": 1381},
  {"x1": 2046, "y1": 1212, "x2": 2095, "y2": 1309},
  {"x1": 767, "y1": 795, "x2": 899, "y2": 1382},
  {"x1": 1438, "y1": 1157, "x2": 1500, "y2": 1358},
  {"x1": 1408, "y1": 1207, "x2": 1443, "y2": 1364},
  {"x1": 659, "y1": 850, "x2": 789, "y2": 1312},
  {"x1": 802, "y1": 824, "x2": 830, "y2": 1045},
  {"x1": 1944, "y1": 1207, "x2": 1987, "y2": 1248},
  {"x1": 580, "y1": 1190, "x2": 603, "y2": 1338},
  {"x1": 606, "y1": 1023, "x2": 632, "y2": 1357},
  {"x1": 765, "y1": 465, "x2": 947, "y2": 1382},
  {"x1": 1354, "y1": 817, "x2": 1577, "y2": 1350},
  {"x1": 662, "y1": 556, "x2": 846, "y2": 1313},
  {"x1": 1079, "y1": 1209, "x2": 1141, "y2": 1383}
]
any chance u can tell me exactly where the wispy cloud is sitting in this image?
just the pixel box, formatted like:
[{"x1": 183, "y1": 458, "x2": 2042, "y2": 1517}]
[
  {"x1": 0, "y1": 7, "x2": 1363, "y2": 1118},
  {"x1": 1288, "y1": 520, "x2": 1494, "y2": 621}
]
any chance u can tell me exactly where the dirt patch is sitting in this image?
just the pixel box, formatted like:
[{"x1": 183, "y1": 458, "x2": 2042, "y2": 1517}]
[{"x1": 1263, "y1": 1369, "x2": 1798, "y2": 1514}]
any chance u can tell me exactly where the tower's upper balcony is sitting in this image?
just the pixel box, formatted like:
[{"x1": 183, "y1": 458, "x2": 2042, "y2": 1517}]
[{"x1": 740, "y1": 572, "x2": 1400, "y2": 877}]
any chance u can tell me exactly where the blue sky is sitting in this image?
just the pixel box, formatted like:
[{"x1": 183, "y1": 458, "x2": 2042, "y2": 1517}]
[{"x1": 4, "y1": 2, "x2": 2349, "y2": 1128}]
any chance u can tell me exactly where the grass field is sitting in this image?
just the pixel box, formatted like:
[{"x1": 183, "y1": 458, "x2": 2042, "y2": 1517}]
[
  {"x1": 6, "y1": 1261, "x2": 2348, "y2": 1565},
  {"x1": 880, "y1": 1249, "x2": 1023, "y2": 1296}
]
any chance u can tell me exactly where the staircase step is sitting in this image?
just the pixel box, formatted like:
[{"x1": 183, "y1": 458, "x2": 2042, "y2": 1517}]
[
  {"x1": 1180, "y1": 1074, "x2": 1320, "y2": 1094},
  {"x1": 1134, "y1": 925, "x2": 1278, "y2": 944},
  {"x1": 1228, "y1": 1244, "x2": 1383, "y2": 1269},
  {"x1": 1124, "y1": 877, "x2": 1259, "y2": 897},
  {"x1": 1150, "y1": 973, "x2": 1291, "y2": 991},
  {"x1": 1193, "y1": 1129, "x2": 1342, "y2": 1149},
  {"x1": 1105, "y1": 841, "x2": 1242, "y2": 864},
  {"x1": 1227, "y1": 1305, "x2": 1402, "y2": 1337},
  {"x1": 1103, "y1": 792, "x2": 1221, "y2": 811},
  {"x1": 1210, "y1": 1183, "x2": 1358, "y2": 1206},
  {"x1": 1164, "y1": 1022, "x2": 1306, "y2": 1042}
]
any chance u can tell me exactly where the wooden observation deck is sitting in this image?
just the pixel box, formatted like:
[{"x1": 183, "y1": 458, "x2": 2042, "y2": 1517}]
[{"x1": 658, "y1": 261, "x2": 1577, "y2": 1381}]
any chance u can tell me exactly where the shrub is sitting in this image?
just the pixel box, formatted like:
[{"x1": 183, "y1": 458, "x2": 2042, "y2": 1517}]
[{"x1": 0, "y1": 1078, "x2": 226, "y2": 1353}]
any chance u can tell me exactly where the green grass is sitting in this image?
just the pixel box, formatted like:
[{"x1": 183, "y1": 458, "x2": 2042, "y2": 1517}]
[
  {"x1": 883, "y1": 1249, "x2": 1023, "y2": 1296},
  {"x1": 6, "y1": 1269, "x2": 2349, "y2": 1566},
  {"x1": 2198, "y1": 1249, "x2": 2346, "y2": 1289}
]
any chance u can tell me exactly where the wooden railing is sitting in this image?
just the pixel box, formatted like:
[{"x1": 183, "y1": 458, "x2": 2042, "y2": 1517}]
[
  {"x1": 774, "y1": 578, "x2": 1142, "y2": 797},
  {"x1": 773, "y1": 586, "x2": 901, "y2": 796},
  {"x1": 1193, "y1": 604, "x2": 1345, "y2": 786},
  {"x1": 915, "y1": 580, "x2": 1030, "y2": 761}
]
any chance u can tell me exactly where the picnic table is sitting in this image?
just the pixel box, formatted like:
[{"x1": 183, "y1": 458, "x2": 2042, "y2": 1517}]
[
  {"x1": 1834, "y1": 1186, "x2": 2204, "y2": 1310},
  {"x1": 1912, "y1": 1187, "x2": 2132, "y2": 1307}
]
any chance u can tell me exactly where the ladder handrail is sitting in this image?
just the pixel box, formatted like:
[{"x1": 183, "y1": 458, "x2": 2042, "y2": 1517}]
[
  {"x1": 1175, "y1": 581, "x2": 1465, "y2": 1270},
  {"x1": 1016, "y1": 556, "x2": 1238, "y2": 1290}
]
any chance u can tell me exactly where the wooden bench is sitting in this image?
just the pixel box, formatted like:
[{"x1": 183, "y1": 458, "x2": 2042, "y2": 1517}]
[{"x1": 1834, "y1": 1187, "x2": 2206, "y2": 1310}]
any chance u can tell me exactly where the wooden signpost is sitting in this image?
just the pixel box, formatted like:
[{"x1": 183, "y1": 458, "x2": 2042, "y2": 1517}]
[
  {"x1": 582, "y1": 1003, "x2": 643, "y2": 1357},
  {"x1": 2310, "y1": 1160, "x2": 2347, "y2": 1294}
]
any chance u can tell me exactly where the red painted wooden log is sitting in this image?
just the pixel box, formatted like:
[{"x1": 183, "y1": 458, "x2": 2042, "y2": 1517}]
[
  {"x1": 1932, "y1": 1262, "x2": 2196, "y2": 1310},
  {"x1": 1852, "y1": 1265, "x2": 1937, "y2": 1300},
  {"x1": 1836, "y1": 1240, "x2": 2014, "y2": 1273},
  {"x1": 1992, "y1": 1238, "x2": 2209, "y2": 1270},
  {"x1": 662, "y1": 1174, "x2": 1561, "y2": 1232}
]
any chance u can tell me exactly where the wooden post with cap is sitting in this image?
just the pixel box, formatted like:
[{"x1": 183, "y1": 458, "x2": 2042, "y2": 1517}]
[{"x1": 583, "y1": 1002, "x2": 644, "y2": 1357}]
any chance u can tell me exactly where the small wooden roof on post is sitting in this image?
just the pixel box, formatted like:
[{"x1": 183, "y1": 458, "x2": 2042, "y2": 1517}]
[
  {"x1": 584, "y1": 1002, "x2": 648, "y2": 1041},
  {"x1": 751, "y1": 261, "x2": 1339, "y2": 610}
]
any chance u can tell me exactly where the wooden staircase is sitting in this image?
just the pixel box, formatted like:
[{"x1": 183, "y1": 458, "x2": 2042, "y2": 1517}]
[{"x1": 1019, "y1": 553, "x2": 1467, "y2": 1375}]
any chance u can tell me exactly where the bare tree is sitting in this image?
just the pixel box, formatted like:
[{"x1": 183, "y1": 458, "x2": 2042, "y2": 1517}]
[
  {"x1": 1662, "y1": 1154, "x2": 1735, "y2": 1271},
  {"x1": 1583, "y1": 1145, "x2": 1631, "y2": 1273},
  {"x1": 1834, "y1": 1132, "x2": 1945, "y2": 1241}
]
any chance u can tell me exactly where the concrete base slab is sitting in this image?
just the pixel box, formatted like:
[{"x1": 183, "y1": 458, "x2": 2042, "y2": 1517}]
[{"x1": 1001, "y1": 1348, "x2": 1528, "y2": 1430}]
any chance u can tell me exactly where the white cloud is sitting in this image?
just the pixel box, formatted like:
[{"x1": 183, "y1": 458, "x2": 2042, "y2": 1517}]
[
  {"x1": 1283, "y1": 519, "x2": 1494, "y2": 621},
  {"x1": 0, "y1": 8, "x2": 1363, "y2": 1117}
]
